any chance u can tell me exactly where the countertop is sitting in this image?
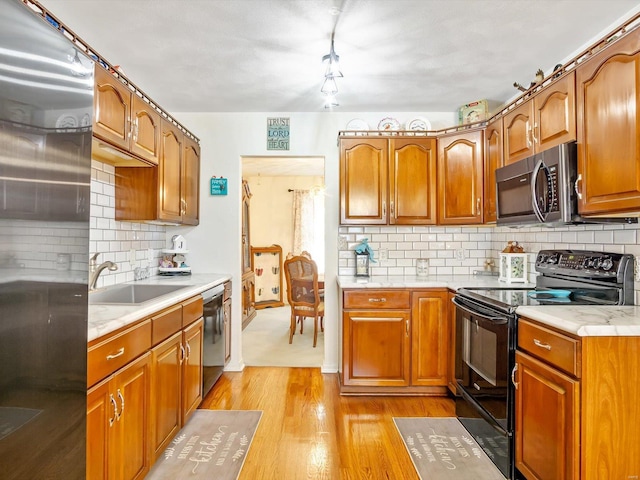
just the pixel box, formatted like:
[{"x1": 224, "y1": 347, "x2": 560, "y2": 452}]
[
  {"x1": 337, "y1": 273, "x2": 535, "y2": 290},
  {"x1": 88, "y1": 273, "x2": 231, "y2": 342},
  {"x1": 337, "y1": 274, "x2": 640, "y2": 338}
]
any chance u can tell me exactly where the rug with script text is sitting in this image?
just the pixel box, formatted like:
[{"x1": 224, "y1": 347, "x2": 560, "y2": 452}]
[
  {"x1": 394, "y1": 417, "x2": 506, "y2": 480},
  {"x1": 146, "y1": 410, "x2": 262, "y2": 480}
]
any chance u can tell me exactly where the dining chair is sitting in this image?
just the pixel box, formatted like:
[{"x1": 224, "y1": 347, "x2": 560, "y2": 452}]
[{"x1": 283, "y1": 254, "x2": 324, "y2": 347}]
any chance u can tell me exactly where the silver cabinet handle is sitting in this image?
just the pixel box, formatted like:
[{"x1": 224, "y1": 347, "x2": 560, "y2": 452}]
[
  {"x1": 116, "y1": 389, "x2": 124, "y2": 420},
  {"x1": 185, "y1": 342, "x2": 191, "y2": 361},
  {"x1": 382, "y1": 201, "x2": 386, "y2": 218},
  {"x1": 526, "y1": 122, "x2": 532, "y2": 148},
  {"x1": 476, "y1": 197, "x2": 481, "y2": 214},
  {"x1": 574, "y1": 173, "x2": 583, "y2": 200},
  {"x1": 532, "y1": 122, "x2": 538, "y2": 144},
  {"x1": 511, "y1": 363, "x2": 519, "y2": 390},
  {"x1": 180, "y1": 344, "x2": 186, "y2": 364},
  {"x1": 368, "y1": 298, "x2": 386, "y2": 303},
  {"x1": 106, "y1": 347, "x2": 125, "y2": 360},
  {"x1": 109, "y1": 394, "x2": 118, "y2": 426},
  {"x1": 390, "y1": 201, "x2": 395, "y2": 217},
  {"x1": 533, "y1": 338, "x2": 552, "y2": 350}
]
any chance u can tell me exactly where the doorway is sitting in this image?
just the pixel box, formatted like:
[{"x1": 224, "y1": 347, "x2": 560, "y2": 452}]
[{"x1": 241, "y1": 155, "x2": 325, "y2": 367}]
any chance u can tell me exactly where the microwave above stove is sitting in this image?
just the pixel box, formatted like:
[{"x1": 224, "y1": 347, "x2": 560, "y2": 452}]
[{"x1": 495, "y1": 142, "x2": 636, "y2": 227}]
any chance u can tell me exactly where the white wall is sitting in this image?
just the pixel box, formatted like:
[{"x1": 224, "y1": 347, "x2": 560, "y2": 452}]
[{"x1": 166, "y1": 111, "x2": 456, "y2": 373}]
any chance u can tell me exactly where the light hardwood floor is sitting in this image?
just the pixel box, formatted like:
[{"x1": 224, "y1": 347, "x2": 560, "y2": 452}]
[{"x1": 200, "y1": 367, "x2": 456, "y2": 479}]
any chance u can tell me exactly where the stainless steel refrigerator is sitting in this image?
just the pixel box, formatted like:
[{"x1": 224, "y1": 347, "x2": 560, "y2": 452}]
[{"x1": 0, "y1": 1, "x2": 94, "y2": 477}]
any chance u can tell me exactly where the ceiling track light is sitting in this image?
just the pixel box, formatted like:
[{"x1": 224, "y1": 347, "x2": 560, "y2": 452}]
[{"x1": 321, "y1": 32, "x2": 343, "y2": 107}]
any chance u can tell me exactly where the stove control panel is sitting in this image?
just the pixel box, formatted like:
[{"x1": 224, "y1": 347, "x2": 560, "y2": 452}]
[{"x1": 536, "y1": 249, "x2": 633, "y2": 280}]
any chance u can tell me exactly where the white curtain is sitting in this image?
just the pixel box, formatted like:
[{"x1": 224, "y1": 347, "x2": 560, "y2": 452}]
[{"x1": 292, "y1": 189, "x2": 325, "y2": 273}]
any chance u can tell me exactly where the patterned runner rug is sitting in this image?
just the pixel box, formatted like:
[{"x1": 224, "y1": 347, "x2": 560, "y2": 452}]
[
  {"x1": 394, "y1": 417, "x2": 506, "y2": 480},
  {"x1": 147, "y1": 410, "x2": 262, "y2": 480}
]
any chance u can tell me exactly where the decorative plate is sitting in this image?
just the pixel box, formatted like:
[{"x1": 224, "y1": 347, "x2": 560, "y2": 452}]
[
  {"x1": 346, "y1": 118, "x2": 369, "y2": 131},
  {"x1": 378, "y1": 117, "x2": 400, "y2": 131},
  {"x1": 55, "y1": 114, "x2": 77, "y2": 129},
  {"x1": 406, "y1": 117, "x2": 432, "y2": 131}
]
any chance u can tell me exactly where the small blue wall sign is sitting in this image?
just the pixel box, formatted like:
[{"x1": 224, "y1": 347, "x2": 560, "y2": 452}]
[{"x1": 210, "y1": 177, "x2": 228, "y2": 196}]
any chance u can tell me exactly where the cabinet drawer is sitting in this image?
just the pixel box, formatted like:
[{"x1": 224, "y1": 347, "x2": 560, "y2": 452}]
[
  {"x1": 88, "y1": 319, "x2": 152, "y2": 387},
  {"x1": 182, "y1": 295, "x2": 203, "y2": 327},
  {"x1": 151, "y1": 304, "x2": 182, "y2": 346},
  {"x1": 518, "y1": 319, "x2": 581, "y2": 377},
  {"x1": 343, "y1": 290, "x2": 411, "y2": 309}
]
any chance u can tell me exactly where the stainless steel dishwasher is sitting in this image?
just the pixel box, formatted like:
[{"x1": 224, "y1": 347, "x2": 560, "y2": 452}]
[{"x1": 201, "y1": 283, "x2": 225, "y2": 397}]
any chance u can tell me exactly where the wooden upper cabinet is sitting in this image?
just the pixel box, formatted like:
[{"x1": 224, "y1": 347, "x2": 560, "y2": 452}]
[
  {"x1": 504, "y1": 71, "x2": 576, "y2": 165},
  {"x1": 130, "y1": 95, "x2": 161, "y2": 165},
  {"x1": 182, "y1": 137, "x2": 200, "y2": 226},
  {"x1": 389, "y1": 138, "x2": 437, "y2": 225},
  {"x1": 576, "y1": 31, "x2": 640, "y2": 216},
  {"x1": 93, "y1": 67, "x2": 161, "y2": 165},
  {"x1": 158, "y1": 120, "x2": 183, "y2": 223},
  {"x1": 484, "y1": 118, "x2": 503, "y2": 223},
  {"x1": 93, "y1": 66, "x2": 131, "y2": 151},
  {"x1": 503, "y1": 101, "x2": 534, "y2": 164},
  {"x1": 535, "y1": 71, "x2": 576, "y2": 152},
  {"x1": 437, "y1": 129, "x2": 484, "y2": 224},
  {"x1": 340, "y1": 137, "x2": 388, "y2": 225}
]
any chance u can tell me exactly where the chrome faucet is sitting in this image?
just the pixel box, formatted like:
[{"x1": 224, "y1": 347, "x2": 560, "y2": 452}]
[{"x1": 89, "y1": 253, "x2": 118, "y2": 291}]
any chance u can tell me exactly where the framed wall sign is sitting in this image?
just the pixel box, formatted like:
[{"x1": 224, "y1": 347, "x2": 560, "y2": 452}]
[
  {"x1": 210, "y1": 177, "x2": 228, "y2": 195},
  {"x1": 267, "y1": 117, "x2": 290, "y2": 150}
]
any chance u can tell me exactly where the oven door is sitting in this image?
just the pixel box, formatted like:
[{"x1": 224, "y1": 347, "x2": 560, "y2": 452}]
[{"x1": 453, "y1": 295, "x2": 513, "y2": 430}]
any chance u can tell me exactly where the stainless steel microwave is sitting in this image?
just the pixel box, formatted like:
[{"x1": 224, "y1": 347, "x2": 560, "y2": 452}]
[{"x1": 496, "y1": 142, "x2": 579, "y2": 226}]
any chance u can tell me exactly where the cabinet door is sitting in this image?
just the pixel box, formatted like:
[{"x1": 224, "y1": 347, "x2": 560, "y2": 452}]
[
  {"x1": 534, "y1": 71, "x2": 576, "y2": 151},
  {"x1": 437, "y1": 130, "x2": 484, "y2": 224},
  {"x1": 150, "y1": 332, "x2": 182, "y2": 460},
  {"x1": 389, "y1": 138, "x2": 437, "y2": 224},
  {"x1": 484, "y1": 119, "x2": 503, "y2": 223},
  {"x1": 576, "y1": 32, "x2": 640, "y2": 216},
  {"x1": 93, "y1": 66, "x2": 131, "y2": 150},
  {"x1": 87, "y1": 380, "x2": 111, "y2": 480},
  {"x1": 182, "y1": 136, "x2": 200, "y2": 225},
  {"x1": 503, "y1": 101, "x2": 534, "y2": 164},
  {"x1": 340, "y1": 138, "x2": 388, "y2": 224},
  {"x1": 158, "y1": 120, "x2": 183, "y2": 223},
  {"x1": 182, "y1": 318, "x2": 204, "y2": 425},
  {"x1": 130, "y1": 95, "x2": 161, "y2": 165},
  {"x1": 111, "y1": 352, "x2": 151, "y2": 480},
  {"x1": 515, "y1": 351, "x2": 580, "y2": 480},
  {"x1": 342, "y1": 310, "x2": 410, "y2": 386},
  {"x1": 410, "y1": 291, "x2": 449, "y2": 386}
]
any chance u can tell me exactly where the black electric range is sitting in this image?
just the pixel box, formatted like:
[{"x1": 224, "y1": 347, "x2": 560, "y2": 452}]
[{"x1": 452, "y1": 249, "x2": 634, "y2": 480}]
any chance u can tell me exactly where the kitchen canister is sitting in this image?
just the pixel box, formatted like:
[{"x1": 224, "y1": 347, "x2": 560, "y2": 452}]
[{"x1": 416, "y1": 258, "x2": 429, "y2": 277}]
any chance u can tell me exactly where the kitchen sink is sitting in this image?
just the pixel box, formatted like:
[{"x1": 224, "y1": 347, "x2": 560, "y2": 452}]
[{"x1": 89, "y1": 284, "x2": 192, "y2": 305}]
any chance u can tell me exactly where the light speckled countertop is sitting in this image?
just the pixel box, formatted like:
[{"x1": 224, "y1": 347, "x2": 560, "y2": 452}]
[
  {"x1": 337, "y1": 274, "x2": 640, "y2": 337},
  {"x1": 88, "y1": 273, "x2": 230, "y2": 342}
]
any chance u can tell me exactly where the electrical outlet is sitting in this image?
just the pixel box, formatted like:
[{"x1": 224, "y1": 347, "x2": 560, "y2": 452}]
[
  {"x1": 337, "y1": 235, "x2": 348, "y2": 250},
  {"x1": 455, "y1": 249, "x2": 466, "y2": 261},
  {"x1": 379, "y1": 249, "x2": 388, "y2": 262}
]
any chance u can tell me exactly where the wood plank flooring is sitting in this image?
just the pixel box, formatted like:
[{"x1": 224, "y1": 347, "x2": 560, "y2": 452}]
[{"x1": 200, "y1": 367, "x2": 456, "y2": 479}]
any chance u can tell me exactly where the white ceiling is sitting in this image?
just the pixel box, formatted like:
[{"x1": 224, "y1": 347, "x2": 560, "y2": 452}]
[{"x1": 39, "y1": 0, "x2": 640, "y2": 114}]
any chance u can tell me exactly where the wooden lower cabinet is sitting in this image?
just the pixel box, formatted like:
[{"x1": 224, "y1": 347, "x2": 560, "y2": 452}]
[
  {"x1": 515, "y1": 350, "x2": 579, "y2": 480},
  {"x1": 87, "y1": 352, "x2": 151, "y2": 480},
  {"x1": 340, "y1": 288, "x2": 449, "y2": 394},
  {"x1": 515, "y1": 317, "x2": 640, "y2": 480},
  {"x1": 89, "y1": 294, "x2": 207, "y2": 475},
  {"x1": 410, "y1": 290, "x2": 449, "y2": 386}
]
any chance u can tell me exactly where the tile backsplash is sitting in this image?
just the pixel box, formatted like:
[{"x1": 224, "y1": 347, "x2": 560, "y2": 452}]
[
  {"x1": 89, "y1": 161, "x2": 166, "y2": 289},
  {"x1": 338, "y1": 222, "x2": 640, "y2": 302}
]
